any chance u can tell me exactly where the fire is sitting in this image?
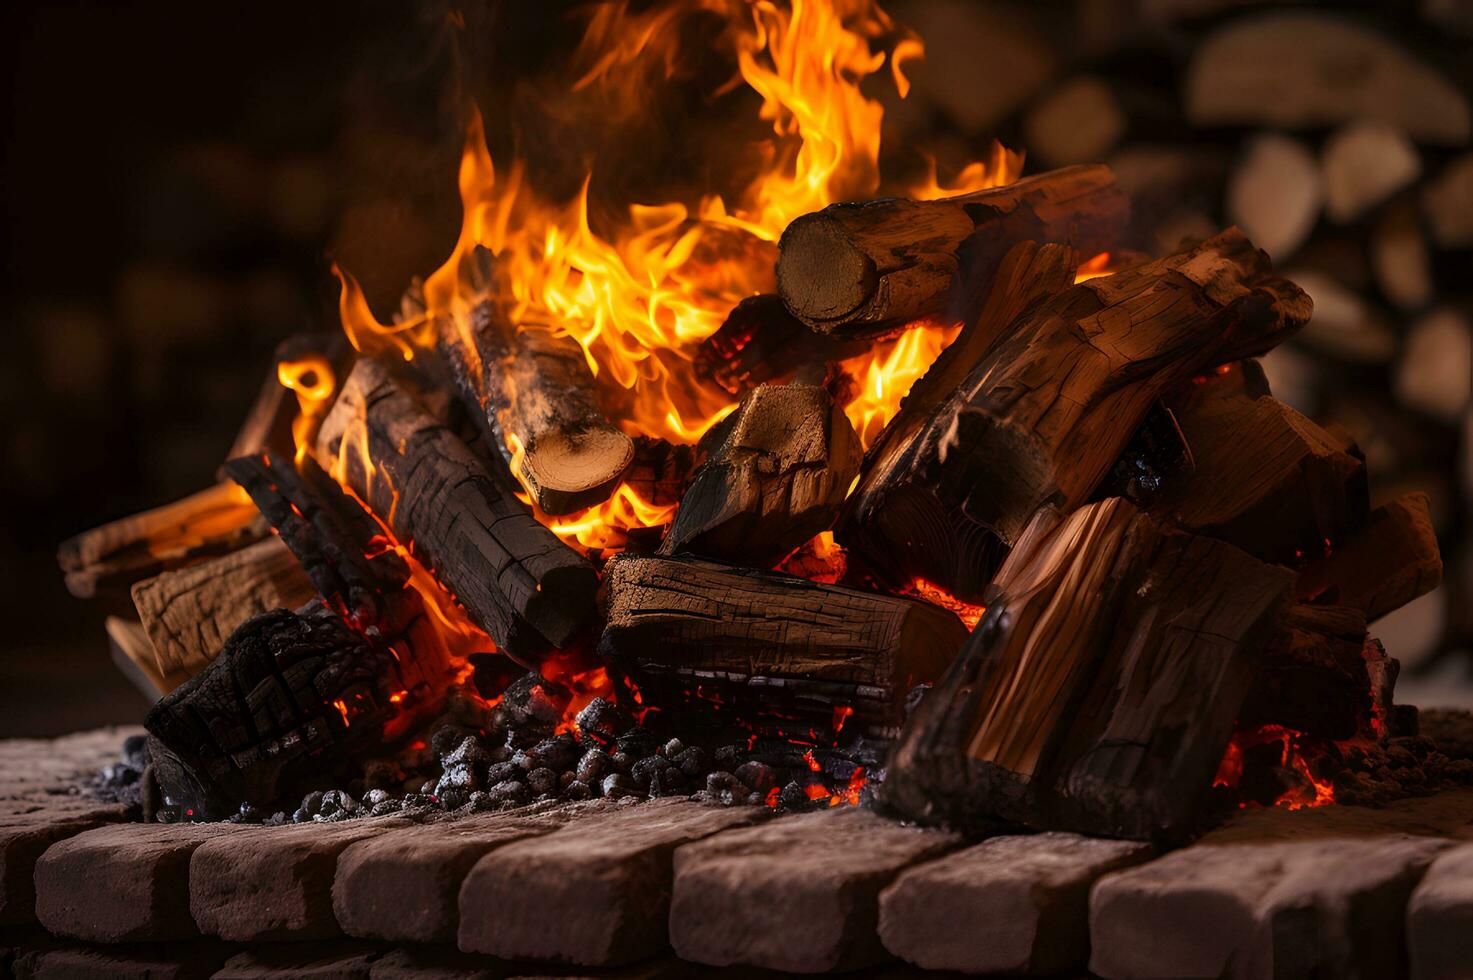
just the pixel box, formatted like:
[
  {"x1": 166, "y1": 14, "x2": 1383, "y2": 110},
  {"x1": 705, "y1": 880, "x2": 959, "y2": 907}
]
[
  {"x1": 900, "y1": 578, "x2": 987, "y2": 629},
  {"x1": 1214, "y1": 724, "x2": 1337, "y2": 811},
  {"x1": 333, "y1": 0, "x2": 1021, "y2": 551}
]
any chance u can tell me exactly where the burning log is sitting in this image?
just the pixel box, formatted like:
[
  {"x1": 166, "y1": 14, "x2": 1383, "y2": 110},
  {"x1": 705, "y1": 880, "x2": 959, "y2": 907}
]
[
  {"x1": 775, "y1": 164, "x2": 1127, "y2": 339},
  {"x1": 693, "y1": 294, "x2": 871, "y2": 393},
  {"x1": 623, "y1": 436, "x2": 702, "y2": 508},
  {"x1": 57, "y1": 483, "x2": 269, "y2": 600},
  {"x1": 1149, "y1": 360, "x2": 1369, "y2": 564},
  {"x1": 130, "y1": 537, "x2": 316, "y2": 692},
  {"x1": 437, "y1": 298, "x2": 633, "y2": 515},
  {"x1": 220, "y1": 333, "x2": 353, "y2": 474},
  {"x1": 598, "y1": 554, "x2": 967, "y2": 740},
  {"x1": 840, "y1": 229, "x2": 1312, "y2": 601},
  {"x1": 315, "y1": 358, "x2": 598, "y2": 655},
  {"x1": 659, "y1": 385, "x2": 861, "y2": 568},
  {"x1": 1240, "y1": 604, "x2": 1372, "y2": 741},
  {"x1": 1295, "y1": 492, "x2": 1442, "y2": 621},
  {"x1": 882, "y1": 498, "x2": 1296, "y2": 841}
]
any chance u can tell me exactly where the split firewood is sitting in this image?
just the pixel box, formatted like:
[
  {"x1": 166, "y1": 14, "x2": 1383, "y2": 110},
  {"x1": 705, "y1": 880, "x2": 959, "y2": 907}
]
[
  {"x1": 1240, "y1": 604, "x2": 1372, "y2": 742},
  {"x1": 599, "y1": 553, "x2": 967, "y2": 740},
  {"x1": 437, "y1": 297, "x2": 633, "y2": 515},
  {"x1": 659, "y1": 385, "x2": 861, "y2": 568},
  {"x1": 776, "y1": 164, "x2": 1126, "y2": 339},
  {"x1": 1371, "y1": 203, "x2": 1433, "y2": 311},
  {"x1": 882, "y1": 498, "x2": 1296, "y2": 841},
  {"x1": 1149, "y1": 360, "x2": 1369, "y2": 565},
  {"x1": 1321, "y1": 121, "x2": 1420, "y2": 225},
  {"x1": 220, "y1": 333, "x2": 353, "y2": 474},
  {"x1": 105, "y1": 616, "x2": 166, "y2": 701},
  {"x1": 1295, "y1": 492, "x2": 1443, "y2": 622},
  {"x1": 57, "y1": 483, "x2": 269, "y2": 600},
  {"x1": 693, "y1": 294, "x2": 871, "y2": 393},
  {"x1": 131, "y1": 536, "x2": 316, "y2": 691},
  {"x1": 841, "y1": 229, "x2": 1311, "y2": 601},
  {"x1": 315, "y1": 358, "x2": 599, "y2": 655}
]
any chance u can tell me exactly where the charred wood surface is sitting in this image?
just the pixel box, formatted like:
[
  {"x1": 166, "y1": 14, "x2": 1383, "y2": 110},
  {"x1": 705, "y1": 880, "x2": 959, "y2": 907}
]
[
  {"x1": 316, "y1": 358, "x2": 598, "y2": 654},
  {"x1": 694, "y1": 294, "x2": 872, "y2": 393},
  {"x1": 1241, "y1": 604, "x2": 1372, "y2": 741},
  {"x1": 660, "y1": 384, "x2": 861, "y2": 568},
  {"x1": 840, "y1": 230, "x2": 1311, "y2": 601},
  {"x1": 599, "y1": 553, "x2": 967, "y2": 736},
  {"x1": 131, "y1": 536, "x2": 316, "y2": 691},
  {"x1": 221, "y1": 333, "x2": 352, "y2": 476},
  {"x1": 1295, "y1": 492, "x2": 1442, "y2": 621},
  {"x1": 882, "y1": 498, "x2": 1295, "y2": 841},
  {"x1": 776, "y1": 164, "x2": 1127, "y2": 339},
  {"x1": 437, "y1": 299, "x2": 633, "y2": 514},
  {"x1": 623, "y1": 436, "x2": 702, "y2": 508}
]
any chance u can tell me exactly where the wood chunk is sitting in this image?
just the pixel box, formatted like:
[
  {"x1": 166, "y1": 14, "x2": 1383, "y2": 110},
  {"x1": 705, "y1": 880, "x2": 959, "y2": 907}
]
[
  {"x1": 1422, "y1": 152, "x2": 1473, "y2": 248},
  {"x1": 1186, "y1": 13, "x2": 1471, "y2": 145},
  {"x1": 669, "y1": 806, "x2": 960, "y2": 973},
  {"x1": 190, "y1": 819, "x2": 409, "y2": 942},
  {"x1": 57, "y1": 483, "x2": 267, "y2": 600},
  {"x1": 883, "y1": 499, "x2": 1295, "y2": 840},
  {"x1": 1152, "y1": 361, "x2": 1368, "y2": 564},
  {"x1": 1373, "y1": 204, "x2": 1434, "y2": 311},
  {"x1": 437, "y1": 298, "x2": 632, "y2": 514},
  {"x1": 1296, "y1": 492, "x2": 1443, "y2": 622},
  {"x1": 1292, "y1": 268, "x2": 1399, "y2": 364},
  {"x1": 131, "y1": 537, "x2": 315, "y2": 691},
  {"x1": 693, "y1": 294, "x2": 870, "y2": 393},
  {"x1": 0, "y1": 814, "x2": 120, "y2": 926},
  {"x1": 34, "y1": 822, "x2": 242, "y2": 942},
  {"x1": 1226, "y1": 134, "x2": 1322, "y2": 261},
  {"x1": 659, "y1": 385, "x2": 860, "y2": 568},
  {"x1": 333, "y1": 813, "x2": 555, "y2": 943},
  {"x1": 1089, "y1": 835, "x2": 1451, "y2": 979},
  {"x1": 622, "y1": 436, "x2": 701, "y2": 509},
  {"x1": 105, "y1": 616, "x2": 166, "y2": 700},
  {"x1": 1408, "y1": 842, "x2": 1473, "y2": 980},
  {"x1": 1397, "y1": 309, "x2": 1472, "y2": 422},
  {"x1": 456, "y1": 798, "x2": 764, "y2": 966},
  {"x1": 1241, "y1": 604, "x2": 1372, "y2": 740},
  {"x1": 776, "y1": 164, "x2": 1126, "y2": 339},
  {"x1": 599, "y1": 554, "x2": 967, "y2": 739},
  {"x1": 841, "y1": 229, "x2": 1311, "y2": 600},
  {"x1": 1322, "y1": 121, "x2": 1420, "y2": 224},
  {"x1": 879, "y1": 832, "x2": 1151, "y2": 974},
  {"x1": 317, "y1": 358, "x2": 598, "y2": 653}
]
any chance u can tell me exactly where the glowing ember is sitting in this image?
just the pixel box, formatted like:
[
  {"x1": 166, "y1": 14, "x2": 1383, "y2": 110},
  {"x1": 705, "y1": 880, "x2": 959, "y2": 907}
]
[
  {"x1": 899, "y1": 578, "x2": 987, "y2": 629},
  {"x1": 1214, "y1": 724, "x2": 1337, "y2": 811}
]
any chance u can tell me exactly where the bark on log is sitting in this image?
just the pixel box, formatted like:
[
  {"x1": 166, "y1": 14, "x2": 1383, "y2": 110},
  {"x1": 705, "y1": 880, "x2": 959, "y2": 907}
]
[
  {"x1": 882, "y1": 498, "x2": 1295, "y2": 841},
  {"x1": 841, "y1": 229, "x2": 1311, "y2": 601},
  {"x1": 106, "y1": 616, "x2": 166, "y2": 700},
  {"x1": 131, "y1": 537, "x2": 316, "y2": 691},
  {"x1": 599, "y1": 554, "x2": 967, "y2": 740},
  {"x1": 1295, "y1": 492, "x2": 1442, "y2": 622},
  {"x1": 693, "y1": 294, "x2": 871, "y2": 393},
  {"x1": 776, "y1": 164, "x2": 1127, "y2": 339},
  {"x1": 437, "y1": 300, "x2": 633, "y2": 514},
  {"x1": 623, "y1": 436, "x2": 702, "y2": 508},
  {"x1": 659, "y1": 384, "x2": 861, "y2": 568},
  {"x1": 316, "y1": 358, "x2": 598, "y2": 655},
  {"x1": 1150, "y1": 360, "x2": 1368, "y2": 564},
  {"x1": 58, "y1": 483, "x2": 269, "y2": 600}
]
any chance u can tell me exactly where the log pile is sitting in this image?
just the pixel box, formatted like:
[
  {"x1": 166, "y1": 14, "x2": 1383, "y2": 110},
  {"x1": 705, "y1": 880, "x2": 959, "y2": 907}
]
[{"x1": 58, "y1": 161, "x2": 1443, "y2": 837}]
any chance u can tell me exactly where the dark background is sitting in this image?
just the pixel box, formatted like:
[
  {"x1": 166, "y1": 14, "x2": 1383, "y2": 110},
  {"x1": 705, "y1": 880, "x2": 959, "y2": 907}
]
[{"x1": 3, "y1": 0, "x2": 1469, "y2": 736}]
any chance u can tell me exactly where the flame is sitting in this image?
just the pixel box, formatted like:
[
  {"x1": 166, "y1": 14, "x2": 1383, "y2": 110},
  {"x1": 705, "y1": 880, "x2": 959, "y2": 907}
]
[
  {"x1": 900, "y1": 578, "x2": 987, "y2": 629},
  {"x1": 333, "y1": 0, "x2": 1019, "y2": 551},
  {"x1": 278, "y1": 356, "x2": 338, "y2": 466}
]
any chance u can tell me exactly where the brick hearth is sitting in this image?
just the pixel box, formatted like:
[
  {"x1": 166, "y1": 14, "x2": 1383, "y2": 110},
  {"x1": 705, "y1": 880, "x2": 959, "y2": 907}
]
[{"x1": 4, "y1": 727, "x2": 1473, "y2": 978}]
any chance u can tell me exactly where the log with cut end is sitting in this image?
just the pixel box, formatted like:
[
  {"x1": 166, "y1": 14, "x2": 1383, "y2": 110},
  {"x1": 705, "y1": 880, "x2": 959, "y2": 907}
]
[
  {"x1": 1294, "y1": 492, "x2": 1442, "y2": 621},
  {"x1": 659, "y1": 384, "x2": 861, "y2": 568},
  {"x1": 57, "y1": 483, "x2": 269, "y2": 600},
  {"x1": 131, "y1": 536, "x2": 316, "y2": 692},
  {"x1": 1240, "y1": 604, "x2": 1372, "y2": 741},
  {"x1": 1149, "y1": 360, "x2": 1368, "y2": 564},
  {"x1": 623, "y1": 436, "x2": 702, "y2": 508},
  {"x1": 693, "y1": 294, "x2": 871, "y2": 393},
  {"x1": 598, "y1": 553, "x2": 967, "y2": 739},
  {"x1": 316, "y1": 358, "x2": 598, "y2": 655},
  {"x1": 839, "y1": 229, "x2": 1311, "y2": 601},
  {"x1": 776, "y1": 164, "x2": 1127, "y2": 339},
  {"x1": 882, "y1": 498, "x2": 1295, "y2": 841},
  {"x1": 437, "y1": 299, "x2": 632, "y2": 514}
]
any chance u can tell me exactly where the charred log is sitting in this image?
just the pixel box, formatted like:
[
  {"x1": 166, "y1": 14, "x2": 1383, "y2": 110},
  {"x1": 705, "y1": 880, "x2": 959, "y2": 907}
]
[
  {"x1": 659, "y1": 385, "x2": 861, "y2": 568},
  {"x1": 776, "y1": 164, "x2": 1127, "y2": 339},
  {"x1": 623, "y1": 436, "x2": 702, "y2": 508},
  {"x1": 1295, "y1": 492, "x2": 1442, "y2": 620},
  {"x1": 1240, "y1": 604, "x2": 1372, "y2": 741},
  {"x1": 694, "y1": 294, "x2": 872, "y2": 393}
]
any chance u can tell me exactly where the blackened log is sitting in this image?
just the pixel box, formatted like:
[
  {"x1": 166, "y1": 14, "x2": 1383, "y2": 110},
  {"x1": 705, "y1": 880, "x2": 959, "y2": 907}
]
[
  {"x1": 131, "y1": 537, "x2": 316, "y2": 691},
  {"x1": 1295, "y1": 492, "x2": 1442, "y2": 621},
  {"x1": 599, "y1": 553, "x2": 967, "y2": 739},
  {"x1": 58, "y1": 483, "x2": 268, "y2": 600},
  {"x1": 776, "y1": 165, "x2": 1127, "y2": 339},
  {"x1": 623, "y1": 436, "x2": 702, "y2": 508},
  {"x1": 1150, "y1": 360, "x2": 1368, "y2": 564},
  {"x1": 840, "y1": 229, "x2": 1311, "y2": 601},
  {"x1": 659, "y1": 385, "x2": 861, "y2": 568},
  {"x1": 1240, "y1": 604, "x2": 1372, "y2": 741},
  {"x1": 882, "y1": 498, "x2": 1295, "y2": 841},
  {"x1": 316, "y1": 358, "x2": 598, "y2": 654},
  {"x1": 437, "y1": 299, "x2": 632, "y2": 514},
  {"x1": 694, "y1": 294, "x2": 871, "y2": 393}
]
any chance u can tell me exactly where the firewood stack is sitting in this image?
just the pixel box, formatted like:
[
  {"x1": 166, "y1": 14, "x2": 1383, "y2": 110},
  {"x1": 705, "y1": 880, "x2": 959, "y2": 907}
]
[{"x1": 58, "y1": 163, "x2": 1441, "y2": 839}]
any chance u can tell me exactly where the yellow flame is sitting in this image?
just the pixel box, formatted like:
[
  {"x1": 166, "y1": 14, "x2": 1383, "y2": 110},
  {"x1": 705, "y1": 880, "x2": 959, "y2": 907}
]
[{"x1": 278, "y1": 355, "x2": 337, "y2": 466}]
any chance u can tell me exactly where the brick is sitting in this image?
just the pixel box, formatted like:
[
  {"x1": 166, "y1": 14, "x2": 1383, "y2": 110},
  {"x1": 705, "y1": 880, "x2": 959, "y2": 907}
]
[
  {"x1": 0, "y1": 814, "x2": 118, "y2": 926},
  {"x1": 212, "y1": 943, "x2": 382, "y2": 979},
  {"x1": 191, "y1": 818, "x2": 409, "y2": 942},
  {"x1": 880, "y1": 832, "x2": 1150, "y2": 974},
  {"x1": 35, "y1": 822, "x2": 243, "y2": 941},
  {"x1": 334, "y1": 813, "x2": 553, "y2": 943},
  {"x1": 457, "y1": 798, "x2": 763, "y2": 966},
  {"x1": 1090, "y1": 834, "x2": 1450, "y2": 978},
  {"x1": 12, "y1": 941, "x2": 231, "y2": 980},
  {"x1": 366, "y1": 947, "x2": 504, "y2": 979},
  {"x1": 669, "y1": 806, "x2": 960, "y2": 973},
  {"x1": 1408, "y1": 842, "x2": 1473, "y2": 980}
]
